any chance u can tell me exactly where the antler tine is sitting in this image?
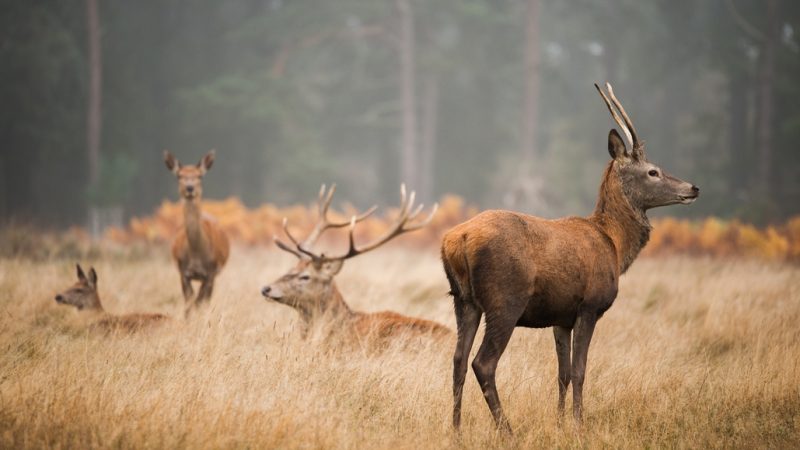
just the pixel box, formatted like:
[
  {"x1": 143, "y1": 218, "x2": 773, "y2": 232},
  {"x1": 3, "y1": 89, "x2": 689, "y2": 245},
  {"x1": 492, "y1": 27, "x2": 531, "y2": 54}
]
[
  {"x1": 302, "y1": 183, "x2": 377, "y2": 248},
  {"x1": 594, "y1": 83, "x2": 633, "y2": 149},
  {"x1": 605, "y1": 83, "x2": 640, "y2": 148},
  {"x1": 273, "y1": 234, "x2": 304, "y2": 259},
  {"x1": 404, "y1": 202, "x2": 438, "y2": 231},
  {"x1": 280, "y1": 217, "x2": 324, "y2": 260},
  {"x1": 320, "y1": 185, "x2": 438, "y2": 261},
  {"x1": 408, "y1": 202, "x2": 425, "y2": 222}
]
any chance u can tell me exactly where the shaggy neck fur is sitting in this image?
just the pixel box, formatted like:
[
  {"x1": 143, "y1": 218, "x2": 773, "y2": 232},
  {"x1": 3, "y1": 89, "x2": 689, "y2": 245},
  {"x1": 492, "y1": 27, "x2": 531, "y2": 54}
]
[
  {"x1": 589, "y1": 161, "x2": 651, "y2": 274},
  {"x1": 299, "y1": 282, "x2": 354, "y2": 323},
  {"x1": 183, "y1": 199, "x2": 211, "y2": 255}
]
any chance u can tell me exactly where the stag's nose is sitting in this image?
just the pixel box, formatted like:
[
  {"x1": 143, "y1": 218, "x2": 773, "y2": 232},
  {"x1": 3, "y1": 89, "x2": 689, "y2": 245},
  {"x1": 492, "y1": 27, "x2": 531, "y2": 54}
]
[
  {"x1": 261, "y1": 286, "x2": 271, "y2": 297},
  {"x1": 186, "y1": 185, "x2": 195, "y2": 193},
  {"x1": 55, "y1": 294, "x2": 63, "y2": 303},
  {"x1": 692, "y1": 185, "x2": 700, "y2": 194}
]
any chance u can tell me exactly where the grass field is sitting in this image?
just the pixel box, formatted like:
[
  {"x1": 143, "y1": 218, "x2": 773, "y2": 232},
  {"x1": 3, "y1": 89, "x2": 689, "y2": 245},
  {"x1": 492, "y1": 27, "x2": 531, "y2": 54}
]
[{"x1": 1, "y1": 246, "x2": 799, "y2": 449}]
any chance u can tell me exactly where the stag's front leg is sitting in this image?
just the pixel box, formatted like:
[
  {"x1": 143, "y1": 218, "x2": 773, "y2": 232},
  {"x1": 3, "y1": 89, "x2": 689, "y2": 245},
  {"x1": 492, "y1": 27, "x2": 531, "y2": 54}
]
[
  {"x1": 553, "y1": 326, "x2": 572, "y2": 419},
  {"x1": 570, "y1": 311, "x2": 597, "y2": 425},
  {"x1": 196, "y1": 276, "x2": 215, "y2": 305},
  {"x1": 180, "y1": 273, "x2": 194, "y2": 301}
]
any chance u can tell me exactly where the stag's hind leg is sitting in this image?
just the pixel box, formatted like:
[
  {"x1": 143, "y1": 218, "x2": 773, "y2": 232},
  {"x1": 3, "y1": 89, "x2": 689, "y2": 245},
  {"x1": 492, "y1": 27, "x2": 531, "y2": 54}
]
[
  {"x1": 452, "y1": 299, "x2": 482, "y2": 429},
  {"x1": 553, "y1": 326, "x2": 572, "y2": 418},
  {"x1": 471, "y1": 305, "x2": 525, "y2": 432}
]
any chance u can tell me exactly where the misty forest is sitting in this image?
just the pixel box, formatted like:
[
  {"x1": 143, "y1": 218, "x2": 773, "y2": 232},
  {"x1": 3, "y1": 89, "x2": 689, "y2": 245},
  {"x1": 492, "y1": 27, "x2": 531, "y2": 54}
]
[{"x1": 2, "y1": 0, "x2": 799, "y2": 229}]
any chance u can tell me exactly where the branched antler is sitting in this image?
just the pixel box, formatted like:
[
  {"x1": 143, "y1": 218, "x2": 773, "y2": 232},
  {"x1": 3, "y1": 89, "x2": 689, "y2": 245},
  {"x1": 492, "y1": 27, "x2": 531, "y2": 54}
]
[
  {"x1": 274, "y1": 183, "x2": 375, "y2": 259},
  {"x1": 274, "y1": 184, "x2": 438, "y2": 263}
]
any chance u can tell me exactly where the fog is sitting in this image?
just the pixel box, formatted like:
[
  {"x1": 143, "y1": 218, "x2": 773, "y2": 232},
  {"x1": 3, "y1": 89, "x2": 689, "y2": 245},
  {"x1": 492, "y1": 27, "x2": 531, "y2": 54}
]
[{"x1": 1, "y1": 0, "x2": 798, "y2": 228}]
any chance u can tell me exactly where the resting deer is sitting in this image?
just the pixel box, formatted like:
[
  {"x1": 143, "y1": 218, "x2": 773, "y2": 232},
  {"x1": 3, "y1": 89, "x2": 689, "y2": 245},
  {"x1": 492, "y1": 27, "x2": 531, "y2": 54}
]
[
  {"x1": 54, "y1": 264, "x2": 169, "y2": 331},
  {"x1": 164, "y1": 150, "x2": 230, "y2": 316},
  {"x1": 261, "y1": 184, "x2": 451, "y2": 342},
  {"x1": 442, "y1": 83, "x2": 699, "y2": 431}
]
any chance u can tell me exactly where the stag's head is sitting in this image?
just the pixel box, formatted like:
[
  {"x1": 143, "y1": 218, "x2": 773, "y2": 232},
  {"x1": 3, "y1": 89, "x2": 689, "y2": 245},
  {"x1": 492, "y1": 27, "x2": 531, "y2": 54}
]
[
  {"x1": 261, "y1": 184, "x2": 437, "y2": 318},
  {"x1": 260, "y1": 258, "x2": 346, "y2": 317},
  {"x1": 595, "y1": 83, "x2": 699, "y2": 210},
  {"x1": 54, "y1": 264, "x2": 102, "y2": 311},
  {"x1": 164, "y1": 150, "x2": 215, "y2": 201}
]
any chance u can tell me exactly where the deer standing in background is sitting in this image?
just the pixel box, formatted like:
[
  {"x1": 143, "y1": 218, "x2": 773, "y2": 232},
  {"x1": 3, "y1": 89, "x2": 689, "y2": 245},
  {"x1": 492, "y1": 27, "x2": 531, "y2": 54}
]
[
  {"x1": 54, "y1": 264, "x2": 169, "y2": 332},
  {"x1": 261, "y1": 184, "x2": 451, "y2": 341},
  {"x1": 442, "y1": 83, "x2": 699, "y2": 431},
  {"x1": 164, "y1": 150, "x2": 230, "y2": 316}
]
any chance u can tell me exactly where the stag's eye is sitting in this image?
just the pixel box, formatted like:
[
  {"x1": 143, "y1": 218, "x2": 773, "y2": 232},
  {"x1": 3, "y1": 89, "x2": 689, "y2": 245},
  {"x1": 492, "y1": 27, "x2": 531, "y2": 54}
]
[
  {"x1": 298, "y1": 274, "x2": 310, "y2": 281},
  {"x1": 648, "y1": 169, "x2": 659, "y2": 177}
]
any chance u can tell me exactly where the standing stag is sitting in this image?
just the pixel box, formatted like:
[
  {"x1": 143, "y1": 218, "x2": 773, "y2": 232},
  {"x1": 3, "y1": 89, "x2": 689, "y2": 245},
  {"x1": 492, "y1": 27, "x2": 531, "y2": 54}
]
[
  {"x1": 261, "y1": 184, "x2": 451, "y2": 341},
  {"x1": 442, "y1": 83, "x2": 699, "y2": 431},
  {"x1": 164, "y1": 150, "x2": 230, "y2": 316},
  {"x1": 54, "y1": 264, "x2": 169, "y2": 331}
]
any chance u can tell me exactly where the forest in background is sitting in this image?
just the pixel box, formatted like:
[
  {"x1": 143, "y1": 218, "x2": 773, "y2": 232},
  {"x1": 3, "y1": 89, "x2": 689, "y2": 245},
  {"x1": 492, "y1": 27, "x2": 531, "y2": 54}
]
[{"x1": 1, "y1": 0, "x2": 799, "y2": 228}]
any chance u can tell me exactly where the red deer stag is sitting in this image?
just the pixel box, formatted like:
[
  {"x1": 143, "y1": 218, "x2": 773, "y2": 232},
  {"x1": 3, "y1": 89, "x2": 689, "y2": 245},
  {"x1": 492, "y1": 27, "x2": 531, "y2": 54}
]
[
  {"x1": 164, "y1": 150, "x2": 230, "y2": 317},
  {"x1": 442, "y1": 83, "x2": 699, "y2": 431},
  {"x1": 54, "y1": 264, "x2": 169, "y2": 331},
  {"x1": 261, "y1": 184, "x2": 451, "y2": 341}
]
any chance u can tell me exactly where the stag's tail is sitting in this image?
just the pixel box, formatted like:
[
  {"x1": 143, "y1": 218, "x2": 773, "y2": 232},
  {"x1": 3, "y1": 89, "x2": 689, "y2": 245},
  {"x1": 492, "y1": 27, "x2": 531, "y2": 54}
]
[{"x1": 441, "y1": 231, "x2": 473, "y2": 305}]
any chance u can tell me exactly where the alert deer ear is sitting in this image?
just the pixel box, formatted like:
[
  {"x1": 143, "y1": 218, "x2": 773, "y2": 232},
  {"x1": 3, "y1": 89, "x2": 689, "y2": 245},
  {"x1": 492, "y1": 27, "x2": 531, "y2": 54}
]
[
  {"x1": 197, "y1": 149, "x2": 215, "y2": 175},
  {"x1": 76, "y1": 263, "x2": 87, "y2": 282},
  {"x1": 607, "y1": 129, "x2": 629, "y2": 161},
  {"x1": 320, "y1": 259, "x2": 344, "y2": 276},
  {"x1": 88, "y1": 267, "x2": 98, "y2": 289},
  {"x1": 164, "y1": 150, "x2": 180, "y2": 174}
]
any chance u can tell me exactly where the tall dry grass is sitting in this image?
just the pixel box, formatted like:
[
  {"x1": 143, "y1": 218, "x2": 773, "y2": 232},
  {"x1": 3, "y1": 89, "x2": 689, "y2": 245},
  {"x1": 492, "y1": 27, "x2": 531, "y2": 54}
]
[{"x1": 1, "y1": 247, "x2": 799, "y2": 448}]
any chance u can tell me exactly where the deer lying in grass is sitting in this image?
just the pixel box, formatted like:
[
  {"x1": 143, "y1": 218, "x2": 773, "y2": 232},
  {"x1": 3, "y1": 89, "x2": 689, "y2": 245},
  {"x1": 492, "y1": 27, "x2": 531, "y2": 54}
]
[
  {"x1": 442, "y1": 83, "x2": 700, "y2": 431},
  {"x1": 164, "y1": 150, "x2": 230, "y2": 316},
  {"x1": 261, "y1": 184, "x2": 451, "y2": 342},
  {"x1": 54, "y1": 264, "x2": 169, "y2": 332}
]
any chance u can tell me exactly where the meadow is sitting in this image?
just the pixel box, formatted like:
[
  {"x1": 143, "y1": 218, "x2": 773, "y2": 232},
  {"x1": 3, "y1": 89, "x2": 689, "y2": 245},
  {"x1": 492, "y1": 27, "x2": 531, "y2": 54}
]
[{"x1": 1, "y1": 241, "x2": 798, "y2": 449}]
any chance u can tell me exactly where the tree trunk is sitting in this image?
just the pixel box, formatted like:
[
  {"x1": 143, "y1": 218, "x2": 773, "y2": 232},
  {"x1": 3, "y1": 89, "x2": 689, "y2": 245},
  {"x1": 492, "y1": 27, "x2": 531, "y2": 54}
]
[
  {"x1": 86, "y1": 0, "x2": 102, "y2": 186},
  {"x1": 728, "y1": 71, "x2": 749, "y2": 195},
  {"x1": 521, "y1": 0, "x2": 540, "y2": 162},
  {"x1": 397, "y1": 0, "x2": 418, "y2": 189},
  {"x1": 420, "y1": 74, "x2": 439, "y2": 203},
  {"x1": 86, "y1": 0, "x2": 105, "y2": 236},
  {"x1": 756, "y1": 0, "x2": 778, "y2": 198}
]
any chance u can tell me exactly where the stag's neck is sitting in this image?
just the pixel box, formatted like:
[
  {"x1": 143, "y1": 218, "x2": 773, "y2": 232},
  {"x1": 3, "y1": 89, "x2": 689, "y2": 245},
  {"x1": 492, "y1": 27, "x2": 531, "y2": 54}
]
[
  {"x1": 301, "y1": 283, "x2": 354, "y2": 323},
  {"x1": 589, "y1": 162, "x2": 651, "y2": 274},
  {"x1": 183, "y1": 199, "x2": 210, "y2": 253}
]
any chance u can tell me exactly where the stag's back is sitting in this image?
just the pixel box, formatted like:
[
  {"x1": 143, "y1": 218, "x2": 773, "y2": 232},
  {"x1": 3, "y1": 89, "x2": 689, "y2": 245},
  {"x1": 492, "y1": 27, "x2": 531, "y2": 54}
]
[
  {"x1": 441, "y1": 210, "x2": 619, "y2": 323},
  {"x1": 353, "y1": 311, "x2": 452, "y2": 341}
]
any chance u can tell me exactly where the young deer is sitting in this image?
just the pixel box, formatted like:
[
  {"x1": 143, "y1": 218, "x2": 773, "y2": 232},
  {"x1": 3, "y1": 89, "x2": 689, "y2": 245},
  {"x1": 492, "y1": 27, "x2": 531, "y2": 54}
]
[
  {"x1": 261, "y1": 184, "x2": 451, "y2": 342},
  {"x1": 164, "y1": 150, "x2": 230, "y2": 316},
  {"x1": 442, "y1": 83, "x2": 700, "y2": 431},
  {"x1": 54, "y1": 264, "x2": 169, "y2": 331}
]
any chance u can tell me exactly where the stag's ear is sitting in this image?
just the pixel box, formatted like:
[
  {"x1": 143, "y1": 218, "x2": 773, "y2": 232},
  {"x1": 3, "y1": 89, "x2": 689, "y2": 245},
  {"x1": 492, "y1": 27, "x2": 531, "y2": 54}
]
[
  {"x1": 164, "y1": 151, "x2": 180, "y2": 174},
  {"x1": 87, "y1": 267, "x2": 98, "y2": 289},
  {"x1": 197, "y1": 150, "x2": 215, "y2": 175},
  {"x1": 319, "y1": 259, "x2": 344, "y2": 276},
  {"x1": 76, "y1": 263, "x2": 87, "y2": 282},
  {"x1": 607, "y1": 129, "x2": 628, "y2": 161}
]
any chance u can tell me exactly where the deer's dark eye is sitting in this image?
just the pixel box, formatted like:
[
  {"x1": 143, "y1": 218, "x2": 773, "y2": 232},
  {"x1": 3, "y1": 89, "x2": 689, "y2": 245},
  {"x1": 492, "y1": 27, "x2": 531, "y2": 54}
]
[
  {"x1": 298, "y1": 274, "x2": 310, "y2": 281},
  {"x1": 648, "y1": 170, "x2": 659, "y2": 177}
]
